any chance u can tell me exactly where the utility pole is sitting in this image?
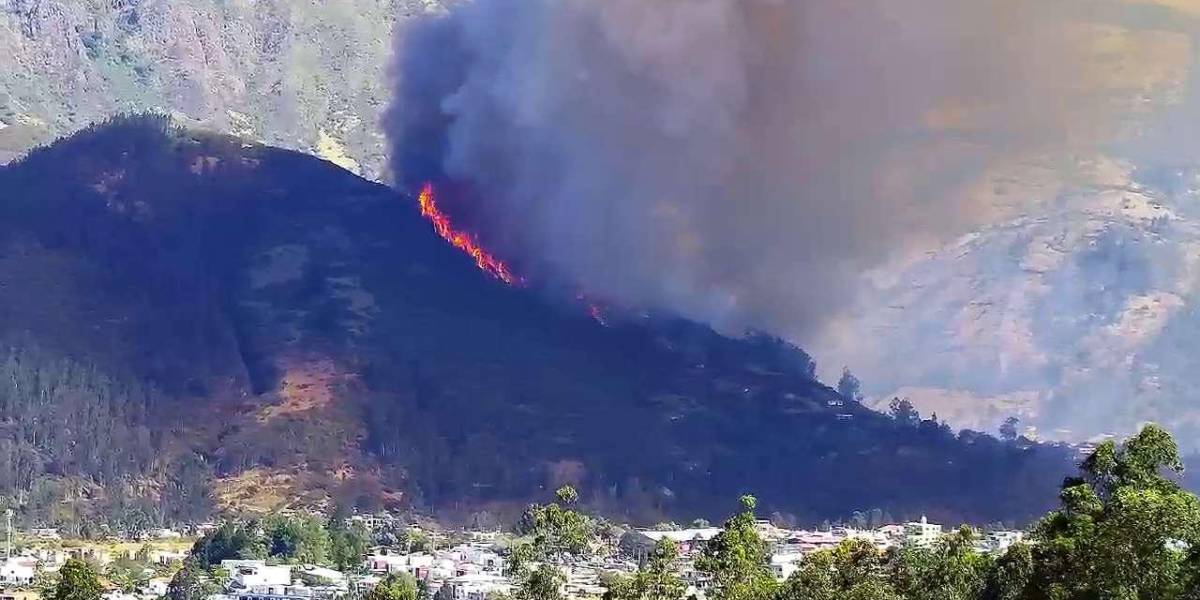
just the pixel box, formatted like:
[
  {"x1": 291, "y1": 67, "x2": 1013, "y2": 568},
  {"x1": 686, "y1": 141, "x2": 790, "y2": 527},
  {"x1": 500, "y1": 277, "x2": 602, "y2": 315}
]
[{"x1": 5, "y1": 508, "x2": 12, "y2": 560}]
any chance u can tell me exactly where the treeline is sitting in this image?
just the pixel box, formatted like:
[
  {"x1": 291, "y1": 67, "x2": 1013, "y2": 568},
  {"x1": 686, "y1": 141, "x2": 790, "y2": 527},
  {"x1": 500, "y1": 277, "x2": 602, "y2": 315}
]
[
  {"x1": 165, "y1": 513, "x2": 382, "y2": 600},
  {"x1": 186, "y1": 513, "x2": 402, "y2": 573},
  {"x1": 0, "y1": 344, "x2": 213, "y2": 533},
  {"x1": 514, "y1": 425, "x2": 1200, "y2": 600}
]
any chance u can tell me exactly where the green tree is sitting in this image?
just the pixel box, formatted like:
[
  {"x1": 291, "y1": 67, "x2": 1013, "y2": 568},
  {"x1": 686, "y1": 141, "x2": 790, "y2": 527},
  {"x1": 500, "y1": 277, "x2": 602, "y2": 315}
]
[
  {"x1": 514, "y1": 565, "x2": 565, "y2": 600},
  {"x1": 106, "y1": 556, "x2": 150, "y2": 593},
  {"x1": 516, "y1": 485, "x2": 594, "y2": 560},
  {"x1": 51, "y1": 559, "x2": 102, "y2": 600},
  {"x1": 776, "y1": 539, "x2": 898, "y2": 600},
  {"x1": 888, "y1": 398, "x2": 919, "y2": 426},
  {"x1": 366, "y1": 573, "x2": 421, "y2": 600},
  {"x1": 34, "y1": 569, "x2": 60, "y2": 599},
  {"x1": 264, "y1": 514, "x2": 332, "y2": 564},
  {"x1": 166, "y1": 561, "x2": 218, "y2": 600},
  {"x1": 407, "y1": 529, "x2": 432, "y2": 553},
  {"x1": 696, "y1": 495, "x2": 776, "y2": 600},
  {"x1": 981, "y1": 543, "x2": 1034, "y2": 600},
  {"x1": 1024, "y1": 424, "x2": 1200, "y2": 599},
  {"x1": 603, "y1": 538, "x2": 686, "y2": 600},
  {"x1": 190, "y1": 522, "x2": 265, "y2": 567},
  {"x1": 330, "y1": 521, "x2": 370, "y2": 573},
  {"x1": 837, "y1": 368, "x2": 864, "y2": 404},
  {"x1": 508, "y1": 486, "x2": 593, "y2": 600},
  {"x1": 889, "y1": 526, "x2": 991, "y2": 600}
]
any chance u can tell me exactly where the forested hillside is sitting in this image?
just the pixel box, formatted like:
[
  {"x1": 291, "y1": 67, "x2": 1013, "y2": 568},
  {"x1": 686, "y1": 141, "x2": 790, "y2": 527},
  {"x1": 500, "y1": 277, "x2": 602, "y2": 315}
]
[
  {"x1": 0, "y1": 345, "x2": 213, "y2": 534},
  {"x1": 0, "y1": 116, "x2": 1074, "y2": 529}
]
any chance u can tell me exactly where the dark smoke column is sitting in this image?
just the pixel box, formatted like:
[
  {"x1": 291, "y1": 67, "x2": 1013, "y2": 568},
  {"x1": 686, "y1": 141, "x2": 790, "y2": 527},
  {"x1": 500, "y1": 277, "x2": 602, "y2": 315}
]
[{"x1": 385, "y1": 0, "x2": 1128, "y2": 341}]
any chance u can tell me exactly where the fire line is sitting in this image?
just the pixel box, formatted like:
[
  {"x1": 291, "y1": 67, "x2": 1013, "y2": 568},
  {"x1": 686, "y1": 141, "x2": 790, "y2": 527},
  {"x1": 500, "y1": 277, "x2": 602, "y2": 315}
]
[{"x1": 417, "y1": 183, "x2": 520, "y2": 285}]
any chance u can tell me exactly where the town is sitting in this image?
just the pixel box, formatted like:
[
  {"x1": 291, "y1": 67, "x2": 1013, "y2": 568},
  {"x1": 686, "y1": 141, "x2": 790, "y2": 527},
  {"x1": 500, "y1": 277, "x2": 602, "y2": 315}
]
[{"x1": 0, "y1": 504, "x2": 1024, "y2": 600}]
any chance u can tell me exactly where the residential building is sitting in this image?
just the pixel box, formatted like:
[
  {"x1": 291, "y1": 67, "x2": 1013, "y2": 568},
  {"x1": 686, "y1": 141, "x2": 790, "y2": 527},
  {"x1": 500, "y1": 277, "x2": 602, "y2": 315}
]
[
  {"x1": 141, "y1": 578, "x2": 170, "y2": 597},
  {"x1": 637, "y1": 528, "x2": 723, "y2": 555},
  {"x1": 0, "y1": 558, "x2": 35, "y2": 586},
  {"x1": 297, "y1": 566, "x2": 347, "y2": 586},
  {"x1": 236, "y1": 585, "x2": 340, "y2": 600},
  {"x1": 983, "y1": 530, "x2": 1024, "y2": 554},
  {"x1": 769, "y1": 553, "x2": 803, "y2": 580},
  {"x1": 222, "y1": 560, "x2": 293, "y2": 589},
  {"x1": 903, "y1": 517, "x2": 943, "y2": 549},
  {"x1": 445, "y1": 573, "x2": 512, "y2": 600},
  {"x1": 366, "y1": 553, "x2": 435, "y2": 579}
]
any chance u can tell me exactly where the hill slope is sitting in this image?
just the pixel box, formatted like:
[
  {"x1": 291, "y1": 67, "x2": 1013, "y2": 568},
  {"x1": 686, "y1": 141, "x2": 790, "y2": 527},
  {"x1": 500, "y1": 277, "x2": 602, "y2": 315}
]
[
  {"x1": 0, "y1": 0, "x2": 436, "y2": 176},
  {"x1": 820, "y1": 155, "x2": 1200, "y2": 449},
  {"x1": 0, "y1": 117, "x2": 1072, "y2": 529}
]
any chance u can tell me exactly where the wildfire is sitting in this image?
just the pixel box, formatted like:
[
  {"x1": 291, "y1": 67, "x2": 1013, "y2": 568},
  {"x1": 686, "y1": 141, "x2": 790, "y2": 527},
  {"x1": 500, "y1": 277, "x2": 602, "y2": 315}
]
[{"x1": 417, "y1": 182, "x2": 519, "y2": 285}]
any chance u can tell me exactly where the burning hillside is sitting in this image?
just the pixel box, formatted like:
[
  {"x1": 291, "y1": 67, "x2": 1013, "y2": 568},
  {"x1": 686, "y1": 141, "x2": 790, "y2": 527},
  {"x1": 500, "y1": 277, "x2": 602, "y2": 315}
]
[{"x1": 417, "y1": 182, "x2": 520, "y2": 285}]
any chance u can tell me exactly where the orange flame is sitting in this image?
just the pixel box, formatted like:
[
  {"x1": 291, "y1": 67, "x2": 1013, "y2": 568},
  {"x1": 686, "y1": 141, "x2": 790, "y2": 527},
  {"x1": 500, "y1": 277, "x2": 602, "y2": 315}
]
[{"x1": 417, "y1": 182, "x2": 520, "y2": 285}]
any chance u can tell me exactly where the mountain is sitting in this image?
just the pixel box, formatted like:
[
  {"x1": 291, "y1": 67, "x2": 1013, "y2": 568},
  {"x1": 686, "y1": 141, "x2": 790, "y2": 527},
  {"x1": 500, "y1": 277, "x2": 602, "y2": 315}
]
[
  {"x1": 8, "y1": 1, "x2": 1200, "y2": 459},
  {"x1": 0, "y1": 116, "x2": 1072, "y2": 530},
  {"x1": 0, "y1": 0, "x2": 433, "y2": 177},
  {"x1": 821, "y1": 155, "x2": 1200, "y2": 450}
]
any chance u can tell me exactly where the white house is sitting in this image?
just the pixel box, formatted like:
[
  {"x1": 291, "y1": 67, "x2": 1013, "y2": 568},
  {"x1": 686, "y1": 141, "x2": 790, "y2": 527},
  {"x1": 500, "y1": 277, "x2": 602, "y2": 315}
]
[
  {"x1": 221, "y1": 560, "x2": 293, "y2": 589},
  {"x1": 903, "y1": 517, "x2": 943, "y2": 549},
  {"x1": 141, "y1": 578, "x2": 170, "y2": 597},
  {"x1": 638, "y1": 528, "x2": 723, "y2": 554},
  {"x1": 877, "y1": 525, "x2": 907, "y2": 541},
  {"x1": 446, "y1": 573, "x2": 512, "y2": 600},
  {"x1": 297, "y1": 566, "x2": 346, "y2": 585},
  {"x1": 0, "y1": 558, "x2": 35, "y2": 586},
  {"x1": 366, "y1": 553, "x2": 434, "y2": 579},
  {"x1": 984, "y1": 531, "x2": 1024, "y2": 554},
  {"x1": 769, "y1": 553, "x2": 803, "y2": 580}
]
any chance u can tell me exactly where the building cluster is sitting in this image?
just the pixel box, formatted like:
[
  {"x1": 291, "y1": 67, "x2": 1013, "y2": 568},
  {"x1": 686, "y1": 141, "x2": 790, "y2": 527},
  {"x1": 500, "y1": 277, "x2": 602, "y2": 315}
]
[
  {"x1": 624, "y1": 517, "x2": 1022, "y2": 584},
  {"x1": 0, "y1": 542, "x2": 187, "y2": 600},
  {"x1": 365, "y1": 538, "x2": 513, "y2": 600},
  {"x1": 0, "y1": 516, "x2": 1025, "y2": 600}
]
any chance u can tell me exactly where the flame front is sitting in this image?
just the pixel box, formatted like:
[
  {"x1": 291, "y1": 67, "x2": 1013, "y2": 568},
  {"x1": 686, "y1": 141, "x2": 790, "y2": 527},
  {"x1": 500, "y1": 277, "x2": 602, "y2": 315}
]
[{"x1": 417, "y1": 183, "x2": 519, "y2": 285}]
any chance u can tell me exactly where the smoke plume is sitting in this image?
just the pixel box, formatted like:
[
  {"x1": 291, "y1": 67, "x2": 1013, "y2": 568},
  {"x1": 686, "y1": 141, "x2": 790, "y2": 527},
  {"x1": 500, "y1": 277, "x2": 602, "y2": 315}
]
[{"x1": 386, "y1": 0, "x2": 1176, "y2": 339}]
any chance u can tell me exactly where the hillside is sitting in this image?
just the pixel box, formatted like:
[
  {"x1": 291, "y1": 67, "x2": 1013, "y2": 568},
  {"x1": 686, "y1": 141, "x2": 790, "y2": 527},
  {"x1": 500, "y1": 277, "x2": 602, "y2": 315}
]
[
  {"x1": 0, "y1": 116, "x2": 1073, "y2": 530},
  {"x1": 8, "y1": 1, "x2": 1200, "y2": 459},
  {"x1": 821, "y1": 155, "x2": 1200, "y2": 449},
  {"x1": 0, "y1": 0, "x2": 436, "y2": 176}
]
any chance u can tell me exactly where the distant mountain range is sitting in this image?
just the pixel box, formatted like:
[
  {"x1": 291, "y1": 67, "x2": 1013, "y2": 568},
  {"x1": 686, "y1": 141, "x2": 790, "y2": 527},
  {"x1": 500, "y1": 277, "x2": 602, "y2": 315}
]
[
  {"x1": 822, "y1": 155, "x2": 1200, "y2": 450},
  {"x1": 0, "y1": 116, "x2": 1071, "y2": 528}
]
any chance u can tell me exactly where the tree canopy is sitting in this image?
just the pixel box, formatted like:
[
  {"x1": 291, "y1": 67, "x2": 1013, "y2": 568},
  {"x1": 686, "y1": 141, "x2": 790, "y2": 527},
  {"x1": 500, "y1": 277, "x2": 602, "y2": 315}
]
[
  {"x1": 52, "y1": 559, "x2": 102, "y2": 600},
  {"x1": 696, "y1": 495, "x2": 778, "y2": 600},
  {"x1": 365, "y1": 573, "x2": 421, "y2": 600}
]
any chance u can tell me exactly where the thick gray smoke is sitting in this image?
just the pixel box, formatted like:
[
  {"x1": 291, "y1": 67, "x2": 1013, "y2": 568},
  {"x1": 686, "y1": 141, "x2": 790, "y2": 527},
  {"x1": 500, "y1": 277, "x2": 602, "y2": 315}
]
[{"x1": 386, "y1": 0, "x2": 1155, "y2": 338}]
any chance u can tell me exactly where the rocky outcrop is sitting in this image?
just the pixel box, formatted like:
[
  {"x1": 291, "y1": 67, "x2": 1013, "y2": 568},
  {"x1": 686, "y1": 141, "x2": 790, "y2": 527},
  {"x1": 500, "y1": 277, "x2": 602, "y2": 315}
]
[
  {"x1": 823, "y1": 154, "x2": 1200, "y2": 448},
  {"x1": 0, "y1": 0, "x2": 439, "y2": 178}
]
